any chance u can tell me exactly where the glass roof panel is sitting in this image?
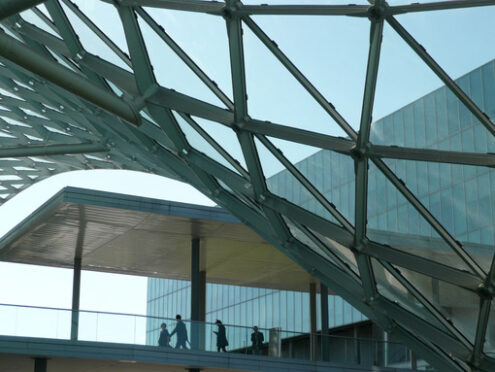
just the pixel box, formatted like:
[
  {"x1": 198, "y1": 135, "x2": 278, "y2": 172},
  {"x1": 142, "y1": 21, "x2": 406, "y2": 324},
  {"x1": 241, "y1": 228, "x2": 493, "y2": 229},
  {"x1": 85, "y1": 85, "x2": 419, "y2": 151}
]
[
  {"x1": 192, "y1": 116, "x2": 248, "y2": 171},
  {"x1": 59, "y1": 1, "x2": 131, "y2": 71},
  {"x1": 382, "y1": 158, "x2": 495, "y2": 273},
  {"x1": 138, "y1": 8, "x2": 232, "y2": 106},
  {"x1": 396, "y1": 265, "x2": 479, "y2": 345},
  {"x1": 243, "y1": 20, "x2": 348, "y2": 138},
  {"x1": 374, "y1": 22, "x2": 443, "y2": 126},
  {"x1": 71, "y1": 0, "x2": 131, "y2": 63},
  {"x1": 255, "y1": 137, "x2": 340, "y2": 224},
  {"x1": 367, "y1": 161, "x2": 475, "y2": 273},
  {"x1": 19, "y1": 9, "x2": 61, "y2": 38},
  {"x1": 173, "y1": 111, "x2": 242, "y2": 175},
  {"x1": 371, "y1": 258, "x2": 448, "y2": 331},
  {"x1": 282, "y1": 216, "x2": 347, "y2": 271},
  {"x1": 249, "y1": 15, "x2": 369, "y2": 131},
  {"x1": 395, "y1": 5, "x2": 495, "y2": 81},
  {"x1": 309, "y1": 228, "x2": 359, "y2": 276},
  {"x1": 372, "y1": 61, "x2": 495, "y2": 153}
]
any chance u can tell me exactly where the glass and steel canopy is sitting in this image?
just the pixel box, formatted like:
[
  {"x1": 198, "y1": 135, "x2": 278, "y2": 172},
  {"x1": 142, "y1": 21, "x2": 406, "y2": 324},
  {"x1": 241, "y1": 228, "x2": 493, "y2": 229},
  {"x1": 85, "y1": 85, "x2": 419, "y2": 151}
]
[{"x1": 0, "y1": 1, "x2": 495, "y2": 370}]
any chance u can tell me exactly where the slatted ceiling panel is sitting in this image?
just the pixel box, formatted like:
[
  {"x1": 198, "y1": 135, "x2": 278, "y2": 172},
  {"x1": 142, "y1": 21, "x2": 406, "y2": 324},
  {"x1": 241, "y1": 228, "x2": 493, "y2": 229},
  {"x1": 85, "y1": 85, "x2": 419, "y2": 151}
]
[
  {"x1": 0, "y1": 188, "x2": 315, "y2": 291},
  {"x1": 81, "y1": 221, "x2": 132, "y2": 252},
  {"x1": 81, "y1": 204, "x2": 149, "y2": 227}
]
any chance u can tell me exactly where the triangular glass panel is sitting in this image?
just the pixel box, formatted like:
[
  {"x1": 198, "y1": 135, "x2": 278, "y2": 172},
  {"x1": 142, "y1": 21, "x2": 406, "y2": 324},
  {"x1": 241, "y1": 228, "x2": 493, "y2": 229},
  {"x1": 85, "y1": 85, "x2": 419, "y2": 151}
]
[
  {"x1": 20, "y1": 8, "x2": 61, "y2": 38},
  {"x1": 173, "y1": 111, "x2": 242, "y2": 176},
  {"x1": 72, "y1": 0, "x2": 130, "y2": 64},
  {"x1": 309, "y1": 227, "x2": 359, "y2": 277},
  {"x1": 282, "y1": 215, "x2": 351, "y2": 274},
  {"x1": 255, "y1": 137, "x2": 339, "y2": 224},
  {"x1": 382, "y1": 158, "x2": 495, "y2": 272},
  {"x1": 59, "y1": 1, "x2": 131, "y2": 71},
  {"x1": 371, "y1": 258, "x2": 449, "y2": 332},
  {"x1": 266, "y1": 137, "x2": 354, "y2": 223},
  {"x1": 395, "y1": 264, "x2": 479, "y2": 345},
  {"x1": 191, "y1": 116, "x2": 248, "y2": 172},
  {"x1": 137, "y1": 9, "x2": 231, "y2": 107},
  {"x1": 395, "y1": 4, "x2": 495, "y2": 84},
  {"x1": 243, "y1": 21, "x2": 349, "y2": 138},
  {"x1": 248, "y1": 14, "x2": 369, "y2": 132},
  {"x1": 372, "y1": 23, "x2": 495, "y2": 153},
  {"x1": 367, "y1": 161, "x2": 476, "y2": 273}
]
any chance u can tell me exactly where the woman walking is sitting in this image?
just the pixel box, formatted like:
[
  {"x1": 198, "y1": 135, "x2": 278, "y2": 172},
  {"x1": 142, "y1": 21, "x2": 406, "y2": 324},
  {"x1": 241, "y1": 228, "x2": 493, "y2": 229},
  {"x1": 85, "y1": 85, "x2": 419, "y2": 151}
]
[{"x1": 213, "y1": 319, "x2": 228, "y2": 352}]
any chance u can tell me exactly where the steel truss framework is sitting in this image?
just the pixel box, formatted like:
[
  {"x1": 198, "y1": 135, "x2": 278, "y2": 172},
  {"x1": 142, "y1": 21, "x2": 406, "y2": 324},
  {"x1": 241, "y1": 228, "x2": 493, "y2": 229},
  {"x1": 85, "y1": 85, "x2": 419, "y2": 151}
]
[{"x1": 0, "y1": 0, "x2": 494, "y2": 370}]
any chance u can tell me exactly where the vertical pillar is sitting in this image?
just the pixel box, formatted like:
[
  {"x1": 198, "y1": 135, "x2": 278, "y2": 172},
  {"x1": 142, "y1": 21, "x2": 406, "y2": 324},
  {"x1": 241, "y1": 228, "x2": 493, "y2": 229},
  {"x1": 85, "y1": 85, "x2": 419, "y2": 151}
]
[
  {"x1": 34, "y1": 357, "x2": 47, "y2": 372},
  {"x1": 71, "y1": 257, "x2": 82, "y2": 340},
  {"x1": 354, "y1": 325, "x2": 361, "y2": 364},
  {"x1": 320, "y1": 282, "x2": 329, "y2": 361},
  {"x1": 71, "y1": 207, "x2": 85, "y2": 341},
  {"x1": 191, "y1": 238, "x2": 206, "y2": 350},
  {"x1": 410, "y1": 350, "x2": 417, "y2": 370},
  {"x1": 309, "y1": 282, "x2": 317, "y2": 361}
]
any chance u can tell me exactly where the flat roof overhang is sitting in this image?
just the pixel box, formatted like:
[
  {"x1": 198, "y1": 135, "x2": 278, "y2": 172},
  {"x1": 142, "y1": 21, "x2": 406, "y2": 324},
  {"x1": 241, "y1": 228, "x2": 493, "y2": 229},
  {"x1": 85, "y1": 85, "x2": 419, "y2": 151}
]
[{"x1": 0, "y1": 187, "x2": 314, "y2": 291}]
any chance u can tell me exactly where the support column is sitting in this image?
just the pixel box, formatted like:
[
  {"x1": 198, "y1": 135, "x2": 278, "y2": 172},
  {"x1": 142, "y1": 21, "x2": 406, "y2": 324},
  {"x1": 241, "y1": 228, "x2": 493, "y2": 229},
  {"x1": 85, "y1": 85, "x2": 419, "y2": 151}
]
[
  {"x1": 309, "y1": 282, "x2": 317, "y2": 361},
  {"x1": 354, "y1": 325, "x2": 361, "y2": 365},
  {"x1": 320, "y1": 282, "x2": 329, "y2": 361},
  {"x1": 411, "y1": 350, "x2": 418, "y2": 370},
  {"x1": 71, "y1": 207, "x2": 85, "y2": 341},
  {"x1": 34, "y1": 357, "x2": 47, "y2": 372},
  {"x1": 191, "y1": 238, "x2": 206, "y2": 350},
  {"x1": 70, "y1": 257, "x2": 82, "y2": 340}
]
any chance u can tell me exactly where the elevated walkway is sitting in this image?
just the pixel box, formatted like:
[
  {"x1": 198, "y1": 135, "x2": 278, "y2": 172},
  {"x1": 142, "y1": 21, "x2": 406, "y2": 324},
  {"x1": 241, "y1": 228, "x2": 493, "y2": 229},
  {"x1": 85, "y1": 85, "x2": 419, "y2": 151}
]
[{"x1": 0, "y1": 335, "x2": 413, "y2": 372}]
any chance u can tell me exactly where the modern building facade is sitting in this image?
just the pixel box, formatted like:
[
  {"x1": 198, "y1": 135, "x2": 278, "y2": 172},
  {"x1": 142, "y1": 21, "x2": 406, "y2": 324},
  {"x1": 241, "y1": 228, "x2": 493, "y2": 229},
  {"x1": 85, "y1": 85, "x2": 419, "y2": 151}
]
[{"x1": 146, "y1": 58, "x2": 495, "y2": 354}]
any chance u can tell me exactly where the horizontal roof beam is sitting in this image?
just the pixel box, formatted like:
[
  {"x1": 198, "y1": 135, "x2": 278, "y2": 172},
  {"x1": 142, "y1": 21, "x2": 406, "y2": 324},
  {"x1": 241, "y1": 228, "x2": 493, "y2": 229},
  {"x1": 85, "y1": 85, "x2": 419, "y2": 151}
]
[
  {"x1": 234, "y1": 4, "x2": 369, "y2": 16},
  {"x1": 390, "y1": 0, "x2": 495, "y2": 15},
  {"x1": 246, "y1": 119, "x2": 354, "y2": 153},
  {"x1": 368, "y1": 144, "x2": 495, "y2": 167}
]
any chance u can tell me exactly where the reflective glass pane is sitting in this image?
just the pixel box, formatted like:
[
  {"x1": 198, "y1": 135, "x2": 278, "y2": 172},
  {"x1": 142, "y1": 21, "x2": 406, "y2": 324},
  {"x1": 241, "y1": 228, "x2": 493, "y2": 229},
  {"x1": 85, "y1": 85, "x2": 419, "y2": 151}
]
[
  {"x1": 383, "y1": 159, "x2": 495, "y2": 272},
  {"x1": 397, "y1": 265, "x2": 480, "y2": 345},
  {"x1": 243, "y1": 19, "x2": 349, "y2": 138},
  {"x1": 59, "y1": 1, "x2": 131, "y2": 71},
  {"x1": 368, "y1": 161, "x2": 475, "y2": 273},
  {"x1": 138, "y1": 8, "x2": 232, "y2": 105},
  {"x1": 372, "y1": 258, "x2": 447, "y2": 331}
]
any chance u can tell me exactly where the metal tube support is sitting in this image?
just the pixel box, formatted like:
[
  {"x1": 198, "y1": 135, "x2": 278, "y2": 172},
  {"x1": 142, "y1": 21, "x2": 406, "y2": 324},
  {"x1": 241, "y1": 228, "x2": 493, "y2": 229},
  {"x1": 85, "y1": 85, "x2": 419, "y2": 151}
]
[
  {"x1": 0, "y1": 143, "x2": 106, "y2": 159},
  {"x1": 0, "y1": 31, "x2": 140, "y2": 126},
  {"x1": 320, "y1": 283, "x2": 329, "y2": 362},
  {"x1": 0, "y1": 0, "x2": 46, "y2": 20},
  {"x1": 191, "y1": 238, "x2": 205, "y2": 350},
  {"x1": 309, "y1": 282, "x2": 317, "y2": 361}
]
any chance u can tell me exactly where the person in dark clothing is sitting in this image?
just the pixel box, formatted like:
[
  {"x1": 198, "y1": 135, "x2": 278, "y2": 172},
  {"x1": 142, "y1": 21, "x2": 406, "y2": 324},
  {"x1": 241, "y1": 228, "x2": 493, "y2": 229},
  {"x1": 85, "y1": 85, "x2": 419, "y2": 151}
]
[
  {"x1": 158, "y1": 322, "x2": 170, "y2": 347},
  {"x1": 170, "y1": 314, "x2": 189, "y2": 349},
  {"x1": 251, "y1": 326, "x2": 264, "y2": 355},
  {"x1": 213, "y1": 319, "x2": 228, "y2": 352}
]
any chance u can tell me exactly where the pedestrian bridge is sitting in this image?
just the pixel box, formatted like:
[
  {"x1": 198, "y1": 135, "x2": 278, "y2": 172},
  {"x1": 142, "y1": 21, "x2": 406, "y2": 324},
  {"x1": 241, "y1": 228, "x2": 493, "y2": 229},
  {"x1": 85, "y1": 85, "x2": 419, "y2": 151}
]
[{"x1": 0, "y1": 303, "x2": 413, "y2": 372}]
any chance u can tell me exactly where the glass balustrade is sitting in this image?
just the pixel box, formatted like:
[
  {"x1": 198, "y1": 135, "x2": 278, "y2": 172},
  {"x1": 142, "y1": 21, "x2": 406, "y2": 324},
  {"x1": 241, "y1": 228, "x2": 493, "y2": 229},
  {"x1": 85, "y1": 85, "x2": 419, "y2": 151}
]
[{"x1": 0, "y1": 303, "x2": 420, "y2": 369}]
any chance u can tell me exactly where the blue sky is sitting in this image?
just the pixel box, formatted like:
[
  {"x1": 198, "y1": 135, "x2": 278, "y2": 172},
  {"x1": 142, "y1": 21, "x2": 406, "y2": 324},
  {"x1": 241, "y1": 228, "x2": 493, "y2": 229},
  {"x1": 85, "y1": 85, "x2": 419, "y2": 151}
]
[{"x1": 1, "y1": 0, "x2": 495, "y2": 336}]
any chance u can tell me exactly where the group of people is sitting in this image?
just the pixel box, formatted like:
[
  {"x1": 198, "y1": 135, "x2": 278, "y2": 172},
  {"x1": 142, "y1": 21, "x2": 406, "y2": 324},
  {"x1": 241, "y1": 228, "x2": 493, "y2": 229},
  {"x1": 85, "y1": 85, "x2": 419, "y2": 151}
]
[
  {"x1": 158, "y1": 314, "x2": 189, "y2": 348},
  {"x1": 158, "y1": 314, "x2": 265, "y2": 354}
]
